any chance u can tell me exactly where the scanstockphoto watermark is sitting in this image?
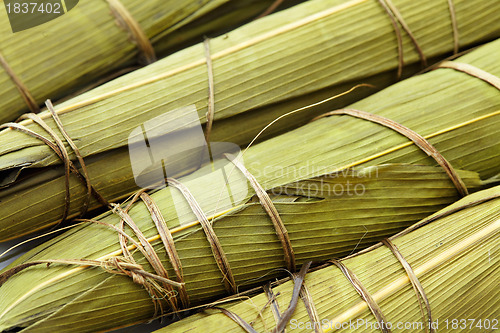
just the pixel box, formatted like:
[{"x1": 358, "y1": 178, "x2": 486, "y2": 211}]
[
  {"x1": 289, "y1": 318, "x2": 499, "y2": 331},
  {"x1": 249, "y1": 163, "x2": 380, "y2": 198},
  {"x1": 289, "y1": 318, "x2": 427, "y2": 331},
  {"x1": 128, "y1": 105, "x2": 249, "y2": 226}
]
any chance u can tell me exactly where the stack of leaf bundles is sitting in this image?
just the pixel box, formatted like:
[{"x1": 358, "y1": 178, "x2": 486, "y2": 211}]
[
  {"x1": 1, "y1": 0, "x2": 500, "y2": 241},
  {"x1": 0, "y1": 0, "x2": 308, "y2": 123},
  {"x1": 162, "y1": 185, "x2": 500, "y2": 333},
  {"x1": 0, "y1": 37, "x2": 499, "y2": 332}
]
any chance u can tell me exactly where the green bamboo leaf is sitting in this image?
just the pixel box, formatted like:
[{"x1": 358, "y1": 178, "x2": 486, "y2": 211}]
[
  {"x1": 0, "y1": 22, "x2": 499, "y2": 333},
  {"x1": 0, "y1": 0, "x2": 302, "y2": 123},
  {"x1": 0, "y1": 165, "x2": 488, "y2": 332},
  {"x1": 161, "y1": 185, "x2": 500, "y2": 333},
  {"x1": 1, "y1": 0, "x2": 500, "y2": 241}
]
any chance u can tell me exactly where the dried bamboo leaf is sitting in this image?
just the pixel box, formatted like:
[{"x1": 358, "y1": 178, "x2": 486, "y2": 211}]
[
  {"x1": 162, "y1": 185, "x2": 500, "y2": 333},
  {"x1": 0, "y1": 0, "x2": 301, "y2": 123},
  {"x1": 1, "y1": 0, "x2": 500, "y2": 241},
  {"x1": 0, "y1": 165, "x2": 487, "y2": 332},
  {"x1": 0, "y1": 21, "x2": 499, "y2": 333}
]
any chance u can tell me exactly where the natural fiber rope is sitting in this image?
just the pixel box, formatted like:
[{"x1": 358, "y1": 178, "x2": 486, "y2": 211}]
[
  {"x1": 272, "y1": 261, "x2": 312, "y2": 333},
  {"x1": 255, "y1": 0, "x2": 284, "y2": 20},
  {"x1": 438, "y1": 61, "x2": 500, "y2": 91},
  {"x1": 139, "y1": 191, "x2": 189, "y2": 308},
  {"x1": 203, "y1": 38, "x2": 216, "y2": 144},
  {"x1": 225, "y1": 153, "x2": 296, "y2": 272},
  {"x1": 263, "y1": 283, "x2": 283, "y2": 326},
  {"x1": 111, "y1": 199, "x2": 180, "y2": 314},
  {"x1": 382, "y1": 238, "x2": 434, "y2": 333},
  {"x1": 300, "y1": 282, "x2": 323, "y2": 333},
  {"x1": 329, "y1": 260, "x2": 391, "y2": 333},
  {"x1": 106, "y1": 0, "x2": 156, "y2": 65},
  {"x1": 0, "y1": 51, "x2": 39, "y2": 113},
  {"x1": 446, "y1": 0, "x2": 460, "y2": 54},
  {"x1": 45, "y1": 100, "x2": 93, "y2": 216},
  {"x1": 378, "y1": 0, "x2": 427, "y2": 77},
  {"x1": 380, "y1": 0, "x2": 427, "y2": 67},
  {"x1": 0, "y1": 100, "x2": 109, "y2": 224},
  {"x1": 0, "y1": 213, "x2": 185, "y2": 317},
  {"x1": 311, "y1": 108, "x2": 469, "y2": 197},
  {"x1": 111, "y1": 189, "x2": 189, "y2": 311},
  {"x1": 377, "y1": 0, "x2": 404, "y2": 78},
  {"x1": 217, "y1": 262, "x2": 312, "y2": 332},
  {"x1": 167, "y1": 178, "x2": 237, "y2": 294},
  {"x1": 0, "y1": 174, "x2": 249, "y2": 314},
  {"x1": 0, "y1": 171, "x2": 242, "y2": 314},
  {"x1": 212, "y1": 307, "x2": 259, "y2": 333}
]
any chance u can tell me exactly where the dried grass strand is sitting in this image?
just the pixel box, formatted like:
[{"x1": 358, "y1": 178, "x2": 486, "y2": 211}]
[
  {"x1": 329, "y1": 260, "x2": 391, "y2": 333},
  {"x1": 447, "y1": 0, "x2": 460, "y2": 54},
  {"x1": 45, "y1": 100, "x2": 93, "y2": 216},
  {"x1": 0, "y1": 256, "x2": 183, "y2": 289},
  {"x1": 225, "y1": 153, "x2": 296, "y2": 273},
  {"x1": 312, "y1": 108, "x2": 468, "y2": 196},
  {"x1": 255, "y1": 0, "x2": 284, "y2": 20},
  {"x1": 0, "y1": 52, "x2": 39, "y2": 113},
  {"x1": 0, "y1": 102, "x2": 109, "y2": 223},
  {"x1": 379, "y1": 0, "x2": 427, "y2": 67},
  {"x1": 139, "y1": 191, "x2": 189, "y2": 308},
  {"x1": 382, "y1": 238, "x2": 434, "y2": 333},
  {"x1": 264, "y1": 283, "x2": 282, "y2": 326},
  {"x1": 300, "y1": 282, "x2": 323, "y2": 333},
  {"x1": 377, "y1": 0, "x2": 404, "y2": 78},
  {"x1": 106, "y1": 0, "x2": 156, "y2": 64},
  {"x1": 0, "y1": 117, "x2": 71, "y2": 223},
  {"x1": 211, "y1": 307, "x2": 259, "y2": 333},
  {"x1": 438, "y1": 61, "x2": 500, "y2": 90},
  {"x1": 111, "y1": 201, "x2": 179, "y2": 313},
  {"x1": 271, "y1": 261, "x2": 312, "y2": 333},
  {"x1": 167, "y1": 178, "x2": 237, "y2": 294}
]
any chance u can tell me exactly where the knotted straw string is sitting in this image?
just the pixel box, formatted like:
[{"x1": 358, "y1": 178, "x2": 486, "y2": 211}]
[
  {"x1": 446, "y1": 0, "x2": 459, "y2": 54},
  {"x1": 166, "y1": 178, "x2": 237, "y2": 294},
  {"x1": 139, "y1": 191, "x2": 189, "y2": 308},
  {"x1": 311, "y1": 109, "x2": 469, "y2": 197},
  {"x1": 0, "y1": 168, "x2": 236, "y2": 313},
  {"x1": 45, "y1": 100, "x2": 93, "y2": 215},
  {"x1": 0, "y1": 100, "x2": 109, "y2": 223},
  {"x1": 438, "y1": 61, "x2": 500, "y2": 91},
  {"x1": 382, "y1": 238, "x2": 434, "y2": 333},
  {"x1": 378, "y1": 0, "x2": 427, "y2": 77},
  {"x1": 329, "y1": 260, "x2": 391, "y2": 333},
  {"x1": 111, "y1": 194, "x2": 182, "y2": 314},
  {"x1": 0, "y1": 215, "x2": 184, "y2": 317},
  {"x1": 106, "y1": 0, "x2": 156, "y2": 65},
  {"x1": 0, "y1": 258, "x2": 182, "y2": 289},
  {"x1": 0, "y1": 185, "x2": 192, "y2": 316},
  {"x1": 224, "y1": 153, "x2": 296, "y2": 273},
  {"x1": 111, "y1": 188, "x2": 191, "y2": 311},
  {"x1": 0, "y1": 52, "x2": 39, "y2": 113}
]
